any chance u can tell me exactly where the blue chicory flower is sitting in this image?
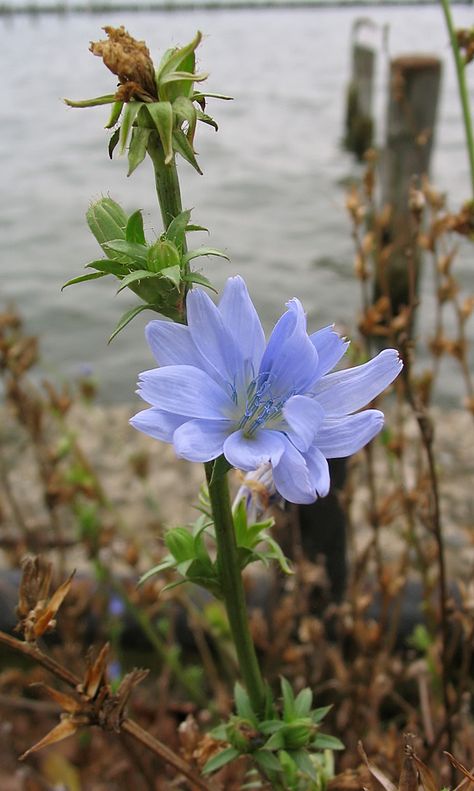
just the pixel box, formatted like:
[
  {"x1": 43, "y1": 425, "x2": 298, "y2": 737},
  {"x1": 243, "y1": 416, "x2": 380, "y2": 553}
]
[{"x1": 130, "y1": 276, "x2": 402, "y2": 504}]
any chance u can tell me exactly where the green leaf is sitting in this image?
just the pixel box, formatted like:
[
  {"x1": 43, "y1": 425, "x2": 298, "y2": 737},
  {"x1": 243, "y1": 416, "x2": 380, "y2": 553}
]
[
  {"x1": 64, "y1": 94, "x2": 116, "y2": 108},
  {"x1": 105, "y1": 100, "x2": 124, "y2": 129},
  {"x1": 157, "y1": 31, "x2": 202, "y2": 83},
  {"x1": 172, "y1": 129, "x2": 202, "y2": 174},
  {"x1": 192, "y1": 91, "x2": 233, "y2": 102},
  {"x1": 233, "y1": 499, "x2": 248, "y2": 546},
  {"x1": 264, "y1": 731, "x2": 285, "y2": 751},
  {"x1": 182, "y1": 272, "x2": 217, "y2": 292},
  {"x1": 259, "y1": 720, "x2": 285, "y2": 735},
  {"x1": 183, "y1": 246, "x2": 229, "y2": 264},
  {"x1": 173, "y1": 96, "x2": 197, "y2": 143},
  {"x1": 202, "y1": 747, "x2": 239, "y2": 775},
  {"x1": 262, "y1": 536, "x2": 293, "y2": 575},
  {"x1": 108, "y1": 303, "x2": 154, "y2": 343},
  {"x1": 119, "y1": 101, "x2": 142, "y2": 154},
  {"x1": 62, "y1": 271, "x2": 107, "y2": 290},
  {"x1": 138, "y1": 557, "x2": 177, "y2": 585},
  {"x1": 311, "y1": 705, "x2": 333, "y2": 725},
  {"x1": 103, "y1": 240, "x2": 148, "y2": 264},
  {"x1": 160, "y1": 265, "x2": 181, "y2": 289},
  {"x1": 108, "y1": 128, "x2": 120, "y2": 160},
  {"x1": 234, "y1": 683, "x2": 257, "y2": 725},
  {"x1": 126, "y1": 210, "x2": 146, "y2": 245},
  {"x1": 116, "y1": 270, "x2": 161, "y2": 294},
  {"x1": 127, "y1": 127, "x2": 151, "y2": 176},
  {"x1": 196, "y1": 108, "x2": 218, "y2": 131},
  {"x1": 294, "y1": 688, "x2": 313, "y2": 719},
  {"x1": 253, "y1": 750, "x2": 282, "y2": 774},
  {"x1": 165, "y1": 208, "x2": 192, "y2": 250},
  {"x1": 186, "y1": 223, "x2": 209, "y2": 233},
  {"x1": 281, "y1": 678, "x2": 295, "y2": 722},
  {"x1": 146, "y1": 102, "x2": 174, "y2": 164},
  {"x1": 161, "y1": 71, "x2": 208, "y2": 86},
  {"x1": 312, "y1": 733, "x2": 344, "y2": 750},
  {"x1": 85, "y1": 259, "x2": 128, "y2": 277},
  {"x1": 290, "y1": 749, "x2": 317, "y2": 781}
]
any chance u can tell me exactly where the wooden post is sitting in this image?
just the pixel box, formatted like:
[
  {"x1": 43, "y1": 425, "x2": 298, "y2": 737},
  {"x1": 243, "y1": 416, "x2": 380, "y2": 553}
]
[
  {"x1": 377, "y1": 55, "x2": 442, "y2": 314},
  {"x1": 345, "y1": 33, "x2": 376, "y2": 160}
]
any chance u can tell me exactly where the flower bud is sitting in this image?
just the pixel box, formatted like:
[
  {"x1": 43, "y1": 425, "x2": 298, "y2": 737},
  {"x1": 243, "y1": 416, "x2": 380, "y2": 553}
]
[{"x1": 147, "y1": 239, "x2": 181, "y2": 273}]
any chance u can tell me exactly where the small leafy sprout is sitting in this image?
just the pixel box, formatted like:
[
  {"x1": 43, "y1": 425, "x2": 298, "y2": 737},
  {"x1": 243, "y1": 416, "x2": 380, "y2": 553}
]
[
  {"x1": 15, "y1": 556, "x2": 75, "y2": 643},
  {"x1": 203, "y1": 679, "x2": 343, "y2": 785},
  {"x1": 62, "y1": 198, "x2": 227, "y2": 339},
  {"x1": 65, "y1": 28, "x2": 232, "y2": 176},
  {"x1": 139, "y1": 489, "x2": 292, "y2": 596}
]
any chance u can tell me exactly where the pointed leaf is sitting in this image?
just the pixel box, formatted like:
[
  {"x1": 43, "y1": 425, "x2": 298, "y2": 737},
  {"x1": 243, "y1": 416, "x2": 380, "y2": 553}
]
[
  {"x1": 103, "y1": 240, "x2": 148, "y2": 264},
  {"x1": 291, "y1": 749, "x2": 317, "y2": 781},
  {"x1": 264, "y1": 731, "x2": 285, "y2": 751},
  {"x1": 85, "y1": 259, "x2": 127, "y2": 277},
  {"x1": 192, "y1": 91, "x2": 233, "y2": 101},
  {"x1": 128, "y1": 127, "x2": 151, "y2": 176},
  {"x1": 64, "y1": 94, "x2": 116, "y2": 108},
  {"x1": 311, "y1": 704, "x2": 333, "y2": 725},
  {"x1": 172, "y1": 129, "x2": 202, "y2": 174},
  {"x1": 186, "y1": 224, "x2": 209, "y2": 233},
  {"x1": 182, "y1": 272, "x2": 217, "y2": 292},
  {"x1": 313, "y1": 733, "x2": 344, "y2": 750},
  {"x1": 196, "y1": 108, "x2": 218, "y2": 131},
  {"x1": 294, "y1": 688, "x2": 313, "y2": 719},
  {"x1": 146, "y1": 102, "x2": 174, "y2": 164},
  {"x1": 119, "y1": 101, "x2": 142, "y2": 154},
  {"x1": 202, "y1": 747, "x2": 239, "y2": 775},
  {"x1": 126, "y1": 210, "x2": 146, "y2": 245},
  {"x1": 160, "y1": 264, "x2": 181, "y2": 289},
  {"x1": 253, "y1": 750, "x2": 283, "y2": 773},
  {"x1": 161, "y1": 71, "x2": 208, "y2": 86},
  {"x1": 173, "y1": 96, "x2": 197, "y2": 143},
  {"x1": 165, "y1": 209, "x2": 192, "y2": 249},
  {"x1": 281, "y1": 678, "x2": 295, "y2": 722},
  {"x1": 183, "y1": 246, "x2": 229, "y2": 265},
  {"x1": 105, "y1": 100, "x2": 124, "y2": 129},
  {"x1": 138, "y1": 557, "x2": 177, "y2": 586},
  {"x1": 62, "y1": 272, "x2": 107, "y2": 290},
  {"x1": 116, "y1": 270, "x2": 161, "y2": 294},
  {"x1": 108, "y1": 128, "x2": 120, "y2": 160},
  {"x1": 157, "y1": 31, "x2": 202, "y2": 82},
  {"x1": 234, "y1": 683, "x2": 257, "y2": 724},
  {"x1": 108, "y1": 303, "x2": 155, "y2": 343}
]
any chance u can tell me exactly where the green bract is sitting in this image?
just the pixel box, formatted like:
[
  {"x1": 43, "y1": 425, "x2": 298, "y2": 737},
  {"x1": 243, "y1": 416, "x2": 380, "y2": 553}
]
[
  {"x1": 62, "y1": 198, "x2": 227, "y2": 340},
  {"x1": 65, "y1": 30, "x2": 232, "y2": 176}
]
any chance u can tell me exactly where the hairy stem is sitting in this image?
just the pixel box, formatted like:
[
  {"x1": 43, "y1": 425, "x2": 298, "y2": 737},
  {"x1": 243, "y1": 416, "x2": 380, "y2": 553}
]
[
  {"x1": 440, "y1": 0, "x2": 474, "y2": 199},
  {"x1": 205, "y1": 462, "x2": 267, "y2": 718}
]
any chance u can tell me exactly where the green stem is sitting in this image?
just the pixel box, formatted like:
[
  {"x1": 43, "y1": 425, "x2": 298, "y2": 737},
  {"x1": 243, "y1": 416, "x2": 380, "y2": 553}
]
[
  {"x1": 440, "y1": 0, "x2": 474, "y2": 200},
  {"x1": 148, "y1": 134, "x2": 190, "y2": 319},
  {"x1": 148, "y1": 136, "x2": 185, "y2": 232},
  {"x1": 205, "y1": 462, "x2": 267, "y2": 719},
  {"x1": 148, "y1": 135, "x2": 266, "y2": 718}
]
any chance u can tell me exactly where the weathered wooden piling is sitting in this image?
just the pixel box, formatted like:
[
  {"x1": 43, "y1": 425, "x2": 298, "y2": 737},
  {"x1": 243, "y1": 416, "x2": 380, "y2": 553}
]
[
  {"x1": 377, "y1": 55, "x2": 442, "y2": 314},
  {"x1": 345, "y1": 22, "x2": 376, "y2": 160}
]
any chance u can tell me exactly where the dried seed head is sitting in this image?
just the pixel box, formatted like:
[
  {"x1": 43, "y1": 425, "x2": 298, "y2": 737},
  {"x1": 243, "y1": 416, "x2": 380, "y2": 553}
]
[
  {"x1": 90, "y1": 26, "x2": 157, "y2": 100},
  {"x1": 16, "y1": 557, "x2": 75, "y2": 642}
]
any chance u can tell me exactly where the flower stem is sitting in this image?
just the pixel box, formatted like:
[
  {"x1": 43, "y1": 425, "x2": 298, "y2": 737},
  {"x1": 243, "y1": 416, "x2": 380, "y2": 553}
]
[
  {"x1": 147, "y1": 137, "x2": 186, "y2": 234},
  {"x1": 205, "y1": 462, "x2": 267, "y2": 719},
  {"x1": 148, "y1": 139, "x2": 266, "y2": 718},
  {"x1": 440, "y1": 0, "x2": 474, "y2": 200}
]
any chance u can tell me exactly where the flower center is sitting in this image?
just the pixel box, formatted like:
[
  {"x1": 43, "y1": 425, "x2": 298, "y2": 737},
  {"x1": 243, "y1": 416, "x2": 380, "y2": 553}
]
[{"x1": 239, "y1": 373, "x2": 291, "y2": 438}]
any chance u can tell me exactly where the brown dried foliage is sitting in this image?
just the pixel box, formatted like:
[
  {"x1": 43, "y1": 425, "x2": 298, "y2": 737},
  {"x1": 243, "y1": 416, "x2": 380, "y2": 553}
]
[{"x1": 90, "y1": 26, "x2": 157, "y2": 101}]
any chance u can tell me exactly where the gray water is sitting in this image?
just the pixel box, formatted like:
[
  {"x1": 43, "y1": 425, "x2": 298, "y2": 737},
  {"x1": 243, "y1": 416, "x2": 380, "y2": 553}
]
[{"x1": 2, "y1": 6, "x2": 473, "y2": 403}]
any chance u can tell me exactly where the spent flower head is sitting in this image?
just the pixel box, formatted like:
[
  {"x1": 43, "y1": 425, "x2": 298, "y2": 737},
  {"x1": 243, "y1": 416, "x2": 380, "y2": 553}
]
[{"x1": 130, "y1": 276, "x2": 402, "y2": 504}]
